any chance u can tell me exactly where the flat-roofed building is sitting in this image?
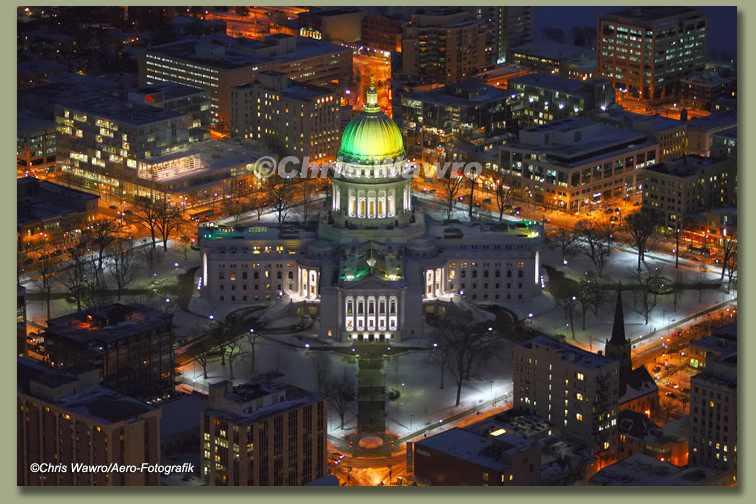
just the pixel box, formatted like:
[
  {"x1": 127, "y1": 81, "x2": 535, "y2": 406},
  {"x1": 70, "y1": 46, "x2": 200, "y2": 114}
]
[
  {"x1": 230, "y1": 71, "x2": 340, "y2": 164},
  {"x1": 413, "y1": 427, "x2": 541, "y2": 486},
  {"x1": 680, "y1": 73, "x2": 737, "y2": 111},
  {"x1": 588, "y1": 453, "x2": 731, "y2": 486},
  {"x1": 201, "y1": 374, "x2": 327, "y2": 486},
  {"x1": 138, "y1": 34, "x2": 352, "y2": 131},
  {"x1": 686, "y1": 111, "x2": 737, "y2": 156},
  {"x1": 513, "y1": 336, "x2": 619, "y2": 464},
  {"x1": 597, "y1": 7, "x2": 707, "y2": 102},
  {"x1": 617, "y1": 410, "x2": 689, "y2": 466},
  {"x1": 17, "y1": 357, "x2": 161, "y2": 486},
  {"x1": 500, "y1": 118, "x2": 658, "y2": 211},
  {"x1": 17, "y1": 109, "x2": 57, "y2": 178},
  {"x1": 507, "y1": 73, "x2": 614, "y2": 128},
  {"x1": 298, "y1": 8, "x2": 365, "y2": 44},
  {"x1": 689, "y1": 352, "x2": 737, "y2": 479},
  {"x1": 590, "y1": 106, "x2": 687, "y2": 162},
  {"x1": 401, "y1": 9, "x2": 485, "y2": 85},
  {"x1": 43, "y1": 303, "x2": 175, "y2": 402},
  {"x1": 361, "y1": 14, "x2": 405, "y2": 54},
  {"x1": 507, "y1": 40, "x2": 595, "y2": 79},
  {"x1": 640, "y1": 155, "x2": 737, "y2": 229}
]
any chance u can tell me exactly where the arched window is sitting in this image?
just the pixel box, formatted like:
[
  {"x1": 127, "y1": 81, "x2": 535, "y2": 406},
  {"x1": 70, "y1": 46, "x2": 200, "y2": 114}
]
[
  {"x1": 219, "y1": 271, "x2": 224, "y2": 280},
  {"x1": 483, "y1": 270, "x2": 489, "y2": 278},
  {"x1": 288, "y1": 271, "x2": 293, "y2": 279},
  {"x1": 254, "y1": 271, "x2": 259, "y2": 279},
  {"x1": 495, "y1": 270, "x2": 500, "y2": 278},
  {"x1": 368, "y1": 298, "x2": 375, "y2": 314},
  {"x1": 346, "y1": 298, "x2": 353, "y2": 315},
  {"x1": 242, "y1": 271, "x2": 248, "y2": 280},
  {"x1": 276, "y1": 271, "x2": 282, "y2": 279},
  {"x1": 518, "y1": 270, "x2": 524, "y2": 278},
  {"x1": 389, "y1": 298, "x2": 397, "y2": 314},
  {"x1": 230, "y1": 272, "x2": 236, "y2": 281},
  {"x1": 472, "y1": 270, "x2": 478, "y2": 278},
  {"x1": 507, "y1": 270, "x2": 512, "y2": 278},
  {"x1": 357, "y1": 299, "x2": 364, "y2": 315}
]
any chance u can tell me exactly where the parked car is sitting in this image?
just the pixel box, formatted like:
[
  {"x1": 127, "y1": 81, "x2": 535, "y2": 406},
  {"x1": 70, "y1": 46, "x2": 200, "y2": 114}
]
[
  {"x1": 513, "y1": 207, "x2": 523, "y2": 215},
  {"x1": 633, "y1": 201, "x2": 641, "y2": 206},
  {"x1": 665, "y1": 392, "x2": 677, "y2": 399},
  {"x1": 109, "y1": 205, "x2": 118, "y2": 210}
]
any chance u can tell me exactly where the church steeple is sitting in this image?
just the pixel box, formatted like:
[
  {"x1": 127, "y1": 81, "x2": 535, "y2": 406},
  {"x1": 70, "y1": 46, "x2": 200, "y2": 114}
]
[
  {"x1": 608, "y1": 285, "x2": 628, "y2": 345},
  {"x1": 605, "y1": 285, "x2": 632, "y2": 393}
]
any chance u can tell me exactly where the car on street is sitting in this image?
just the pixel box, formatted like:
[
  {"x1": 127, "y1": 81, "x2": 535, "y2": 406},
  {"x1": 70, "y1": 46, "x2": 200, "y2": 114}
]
[
  {"x1": 330, "y1": 451, "x2": 345, "y2": 460},
  {"x1": 109, "y1": 205, "x2": 118, "y2": 209},
  {"x1": 512, "y1": 207, "x2": 523, "y2": 215},
  {"x1": 666, "y1": 392, "x2": 677, "y2": 399},
  {"x1": 609, "y1": 216, "x2": 618, "y2": 222},
  {"x1": 633, "y1": 201, "x2": 641, "y2": 206},
  {"x1": 541, "y1": 217, "x2": 551, "y2": 223}
]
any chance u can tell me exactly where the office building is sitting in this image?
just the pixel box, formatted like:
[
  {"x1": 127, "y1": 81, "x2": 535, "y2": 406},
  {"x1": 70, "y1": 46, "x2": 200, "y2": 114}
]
[
  {"x1": 139, "y1": 34, "x2": 352, "y2": 130},
  {"x1": 513, "y1": 336, "x2": 619, "y2": 463},
  {"x1": 361, "y1": 14, "x2": 405, "y2": 54},
  {"x1": 412, "y1": 427, "x2": 540, "y2": 486},
  {"x1": 401, "y1": 9, "x2": 485, "y2": 85},
  {"x1": 689, "y1": 351, "x2": 737, "y2": 477},
  {"x1": 507, "y1": 40, "x2": 595, "y2": 79},
  {"x1": 500, "y1": 118, "x2": 659, "y2": 211},
  {"x1": 17, "y1": 358, "x2": 161, "y2": 486},
  {"x1": 597, "y1": 7, "x2": 707, "y2": 102},
  {"x1": 160, "y1": 392, "x2": 209, "y2": 457},
  {"x1": 201, "y1": 374, "x2": 327, "y2": 486},
  {"x1": 18, "y1": 286, "x2": 27, "y2": 356},
  {"x1": 641, "y1": 155, "x2": 737, "y2": 229},
  {"x1": 401, "y1": 81, "x2": 512, "y2": 162},
  {"x1": 298, "y1": 8, "x2": 365, "y2": 43},
  {"x1": 710, "y1": 127, "x2": 736, "y2": 159},
  {"x1": 507, "y1": 73, "x2": 614, "y2": 128},
  {"x1": 43, "y1": 303, "x2": 175, "y2": 402},
  {"x1": 590, "y1": 106, "x2": 687, "y2": 161},
  {"x1": 17, "y1": 109, "x2": 57, "y2": 178},
  {"x1": 230, "y1": 71, "x2": 340, "y2": 163}
]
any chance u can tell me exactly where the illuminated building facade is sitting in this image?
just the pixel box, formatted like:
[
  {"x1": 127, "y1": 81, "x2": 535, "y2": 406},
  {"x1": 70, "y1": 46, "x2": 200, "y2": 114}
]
[
  {"x1": 513, "y1": 336, "x2": 619, "y2": 463},
  {"x1": 597, "y1": 7, "x2": 707, "y2": 102},
  {"x1": 500, "y1": 118, "x2": 659, "y2": 211},
  {"x1": 201, "y1": 375, "x2": 327, "y2": 486},
  {"x1": 230, "y1": 71, "x2": 340, "y2": 163},
  {"x1": 17, "y1": 358, "x2": 161, "y2": 486},
  {"x1": 199, "y1": 84, "x2": 545, "y2": 343}
]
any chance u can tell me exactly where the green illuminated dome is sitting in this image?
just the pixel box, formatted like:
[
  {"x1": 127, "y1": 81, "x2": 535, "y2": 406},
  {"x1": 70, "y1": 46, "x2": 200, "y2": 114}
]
[{"x1": 337, "y1": 81, "x2": 406, "y2": 164}]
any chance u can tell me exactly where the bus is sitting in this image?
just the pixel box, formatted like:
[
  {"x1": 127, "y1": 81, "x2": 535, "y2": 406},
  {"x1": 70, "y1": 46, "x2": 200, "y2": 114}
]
[
  {"x1": 189, "y1": 208, "x2": 214, "y2": 223},
  {"x1": 687, "y1": 244, "x2": 711, "y2": 256}
]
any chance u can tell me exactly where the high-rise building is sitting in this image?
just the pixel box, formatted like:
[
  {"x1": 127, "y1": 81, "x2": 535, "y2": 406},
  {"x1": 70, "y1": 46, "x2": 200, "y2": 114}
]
[
  {"x1": 298, "y1": 8, "x2": 365, "y2": 43},
  {"x1": 138, "y1": 34, "x2": 352, "y2": 130},
  {"x1": 230, "y1": 71, "x2": 340, "y2": 164},
  {"x1": 361, "y1": 14, "x2": 405, "y2": 54},
  {"x1": 401, "y1": 9, "x2": 485, "y2": 85},
  {"x1": 513, "y1": 336, "x2": 619, "y2": 463},
  {"x1": 17, "y1": 357, "x2": 161, "y2": 486},
  {"x1": 689, "y1": 351, "x2": 737, "y2": 479},
  {"x1": 43, "y1": 303, "x2": 175, "y2": 402},
  {"x1": 597, "y1": 7, "x2": 707, "y2": 102},
  {"x1": 17, "y1": 109, "x2": 57, "y2": 178},
  {"x1": 464, "y1": 7, "x2": 533, "y2": 66},
  {"x1": 201, "y1": 374, "x2": 327, "y2": 486}
]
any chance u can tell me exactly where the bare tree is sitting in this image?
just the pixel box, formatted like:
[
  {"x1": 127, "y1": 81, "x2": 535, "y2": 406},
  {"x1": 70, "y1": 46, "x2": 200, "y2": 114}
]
[
  {"x1": 550, "y1": 226, "x2": 579, "y2": 264},
  {"x1": 107, "y1": 239, "x2": 139, "y2": 301},
  {"x1": 326, "y1": 367, "x2": 355, "y2": 430},
  {"x1": 493, "y1": 176, "x2": 514, "y2": 221},
  {"x1": 139, "y1": 245, "x2": 164, "y2": 276},
  {"x1": 310, "y1": 351, "x2": 333, "y2": 393},
  {"x1": 436, "y1": 314, "x2": 501, "y2": 406},
  {"x1": 632, "y1": 267, "x2": 664, "y2": 325},
  {"x1": 575, "y1": 219, "x2": 614, "y2": 276},
  {"x1": 225, "y1": 337, "x2": 243, "y2": 380},
  {"x1": 720, "y1": 232, "x2": 736, "y2": 281},
  {"x1": 30, "y1": 244, "x2": 57, "y2": 320},
  {"x1": 576, "y1": 280, "x2": 593, "y2": 331},
  {"x1": 131, "y1": 197, "x2": 162, "y2": 250},
  {"x1": 438, "y1": 167, "x2": 465, "y2": 220},
  {"x1": 155, "y1": 203, "x2": 185, "y2": 251},
  {"x1": 563, "y1": 295, "x2": 578, "y2": 339},
  {"x1": 57, "y1": 234, "x2": 94, "y2": 311},
  {"x1": 299, "y1": 178, "x2": 319, "y2": 223},
  {"x1": 271, "y1": 176, "x2": 294, "y2": 224},
  {"x1": 429, "y1": 338, "x2": 451, "y2": 389},
  {"x1": 623, "y1": 208, "x2": 659, "y2": 271},
  {"x1": 88, "y1": 219, "x2": 120, "y2": 281},
  {"x1": 243, "y1": 329, "x2": 262, "y2": 374}
]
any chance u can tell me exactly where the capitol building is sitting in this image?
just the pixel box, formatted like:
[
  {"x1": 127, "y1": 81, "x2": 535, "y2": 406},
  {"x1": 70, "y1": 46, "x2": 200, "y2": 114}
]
[{"x1": 197, "y1": 83, "x2": 545, "y2": 343}]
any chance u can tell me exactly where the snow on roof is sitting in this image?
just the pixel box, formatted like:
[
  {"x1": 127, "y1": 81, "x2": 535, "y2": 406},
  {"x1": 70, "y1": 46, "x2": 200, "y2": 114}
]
[
  {"x1": 589, "y1": 453, "x2": 726, "y2": 486},
  {"x1": 416, "y1": 427, "x2": 533, "y2": 471}
]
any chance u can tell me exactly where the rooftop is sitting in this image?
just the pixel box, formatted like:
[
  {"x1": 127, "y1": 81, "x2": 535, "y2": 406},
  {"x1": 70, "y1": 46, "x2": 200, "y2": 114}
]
[
  {"x1": 509, "y1": 40, "x2": 595, "y2": 61},
  {"x1": 416, "y1": 427, "x2": 527, "y2": 472},
  {"x1": 589, "y1": 453, "x2": 725, "y2": 486},
  {"x1": 405, "y1": 81, "x2": 511, "y2": 107},
  {"x1": 522, "y1": 335, "x2": 616, "y2": 370},
  {"x1": 46, "y1": 303, "x2": 173, "y2": 345},
  {"x1": 687, "y1": 110, "x2": 737, "y2": 131},
  {"x1": 160, "y1": 393, "x2": 210, "y2": 439},
  {"x1": 592, "y1": 106, "x2": 685, "y2": 133},
  {"x1": 644, "y1": 155, "x2": 727, "y2": 178},
  {"x1": 17, "y1": 109, "x2": 56, "y2": 135},
  {"x1": 57, "y1": 96, "x2": 186, "y2": 126},
  {"x1": 602, "y1": 7, "x2": 704, "y2": 25}
]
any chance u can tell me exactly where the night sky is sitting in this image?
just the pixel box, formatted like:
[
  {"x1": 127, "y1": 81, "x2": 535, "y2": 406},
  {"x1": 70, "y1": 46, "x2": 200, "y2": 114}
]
[{"x1": 533, "y1": 6, "x2": 737, "y2": 61}]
